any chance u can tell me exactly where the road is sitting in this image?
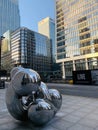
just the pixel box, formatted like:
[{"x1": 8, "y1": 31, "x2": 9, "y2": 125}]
[{"x1": 47, "y1": 83, "x2": 98, "y2": 98}]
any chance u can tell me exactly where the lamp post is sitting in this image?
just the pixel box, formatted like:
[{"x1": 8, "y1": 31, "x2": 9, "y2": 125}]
[{"x1": 0, "y1": 36, "x2": 5, "y2": 70}]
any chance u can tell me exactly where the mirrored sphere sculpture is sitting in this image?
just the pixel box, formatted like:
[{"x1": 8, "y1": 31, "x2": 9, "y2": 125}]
[{"x1": 6, "y1": 67, "x2": 62, "y2": 125}]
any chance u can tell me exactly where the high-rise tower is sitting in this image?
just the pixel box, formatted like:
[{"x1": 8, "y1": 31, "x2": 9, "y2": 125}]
[
  {"x1": 0, "y1": 0, "x2": 20, "y2": 35},
  {"x1": 55, "y1": 0, "x2": 98, "y2": 79},
  {"x1": 38, "y1": 17, "x2": 55, "y2": 63}
]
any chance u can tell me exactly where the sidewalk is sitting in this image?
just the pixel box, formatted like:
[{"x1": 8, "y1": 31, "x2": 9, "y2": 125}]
[{"x1": 1, "y1": 89, "x2": 98, "y2": 130}]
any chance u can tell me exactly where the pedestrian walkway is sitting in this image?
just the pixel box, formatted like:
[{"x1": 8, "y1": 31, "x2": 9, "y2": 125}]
[{"x1": 1, "y1": 89, "x2": 98, "y2": 130}]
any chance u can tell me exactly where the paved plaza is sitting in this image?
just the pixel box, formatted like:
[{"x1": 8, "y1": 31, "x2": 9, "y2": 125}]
[{"x1": 1, "y1": 88, "x2": 98, "y2": 130}]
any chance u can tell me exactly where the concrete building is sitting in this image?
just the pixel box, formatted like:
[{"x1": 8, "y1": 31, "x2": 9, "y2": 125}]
[
  {"x1": 55, "y1": 0, "x2": 98, "y2": 79},
  {"x1": 0, "y1": 0, "x2": 20, "y2": 36}
]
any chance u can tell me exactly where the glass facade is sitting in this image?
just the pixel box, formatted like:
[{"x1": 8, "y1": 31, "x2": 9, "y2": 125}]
[
  {"x1": 0, "y1": 0, "x2": 20, "y2": 36},
  {"x1": 38, "y1": 17, "x2": 55, "y2": 62},
  {"x1": 1, "y1": 31, "x2": 12, "y2": 72},
  {"x1": 55, "y1": 0, "x2": 98, "y2": 79},
  {"x1": 11, "y1": 27, "x2": 52, "y2": 72}
]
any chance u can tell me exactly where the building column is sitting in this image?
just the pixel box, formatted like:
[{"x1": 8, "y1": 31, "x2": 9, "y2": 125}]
[
  {"x1": 62, "y1": 62, "x2": 65, "y2": 79},
  {"x1": 85, "y1": 58, "x2": 88, "y2": 70},
  {"x1": 73, "y1": 60, "x2": 76, "y2": 71}
]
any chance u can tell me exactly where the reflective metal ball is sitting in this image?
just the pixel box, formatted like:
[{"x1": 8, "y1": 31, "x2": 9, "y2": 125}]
[
  {"x1": 49, "y1": 89, "x2": 62, "y2": 111},
  {"x1": 28, "y1": 99, "x2": 55, "y2": 125}
]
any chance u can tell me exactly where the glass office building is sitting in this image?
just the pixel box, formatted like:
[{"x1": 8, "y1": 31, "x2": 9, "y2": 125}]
[
  {"x1": 1, "y1": 30, "x2": 11, "y2": 72},
  {"x1": 0, "y1": 0, "x2": 20, "y2": 36},
  {"x1": 11, "y1": 27, "x2": 52, "y2": 72},
  {"x1": 55, "y1": 0, "x2": 98, "y2": 79},
  {"x1": 38, "y1": 17, "x2": 55, "y2": 62}
]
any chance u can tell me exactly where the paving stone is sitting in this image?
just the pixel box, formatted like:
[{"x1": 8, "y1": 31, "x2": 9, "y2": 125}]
[
  {"x1": 67, "y1": 124, "x2": 94, "y2": 130},
  {"x1": 95, "y1": 126, "x2": 98, "y2": 130},
  {"x1": 78, "y1": 107, "x2": 94, "y2": 113},
  {"x1": 86, "y1": 113, "x2": 98, "y2": 121},
  {"x1": 41, "y1": 126, "x2": 58, "y2": 130},
  {"x1": 51, "y1": 119, "x2": 73, "y2": 130},
  {"x1": 63, "y1": 114, "x2": 81, "y2": 123},
  {"x1": 78, "y1": 118, "x2": 98, "y2": 128},
  {"x1": 71, "y1": 111, "x2": 87, "y2": 118}
]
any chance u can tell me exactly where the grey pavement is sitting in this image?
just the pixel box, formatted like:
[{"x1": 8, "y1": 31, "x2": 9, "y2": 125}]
[{"x1": 1, "y1": 88, "x2": 98, "y2": 130}]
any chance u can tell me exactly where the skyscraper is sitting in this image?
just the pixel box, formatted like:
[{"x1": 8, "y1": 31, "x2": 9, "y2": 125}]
[
  {"x1": 0, "y1": 0, "x2": 20, "y2": 36},
  {"x1": 55, "y1": 0, "x2": 98, "y2": 79},
  {"x1": 38, "y1": 17, "x2": 55, "y2": 63}
]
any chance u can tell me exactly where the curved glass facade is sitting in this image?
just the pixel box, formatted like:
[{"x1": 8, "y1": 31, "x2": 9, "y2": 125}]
[
  {"x1": 0, "y1": 0, "x2": 20, "y2": 36},
  {"x1": 55, "y1": 0, "x2": 98, "y2": 78}
]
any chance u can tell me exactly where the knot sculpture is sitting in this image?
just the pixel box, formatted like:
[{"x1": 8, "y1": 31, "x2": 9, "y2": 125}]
[{"x1": 6, "y1": 67, "x2": 62, "y2": 126}]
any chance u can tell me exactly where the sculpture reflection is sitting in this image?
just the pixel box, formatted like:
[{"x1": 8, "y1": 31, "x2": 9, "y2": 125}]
[{"x1": 6, "y1": 67, "x2": 62, "y2": 125}]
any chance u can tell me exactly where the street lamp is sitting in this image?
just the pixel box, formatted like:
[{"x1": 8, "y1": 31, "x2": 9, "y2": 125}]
[{"x1": 0, "y1": 36, "x2": 5, "y2": 70}]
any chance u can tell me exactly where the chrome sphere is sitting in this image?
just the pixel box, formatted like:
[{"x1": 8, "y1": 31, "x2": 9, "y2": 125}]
[
  {"x1": 49, "y1": 89, "x2": 62, "y2": 111},
  {"x1": 6, "y1": 84, "x2": 28, "y2": 121},
  {"x1": 10, "y1": 67, "x2": 24, "y2": 79},
  {"x1": 39, "y1": 82, "x2": 51, "y2": 100},
  {"x1": 28, "y1": 99, "x2": 55, "y2": 125},
  {"x1": 11, "y1": 68, "x2": 41, "y2": 96}
]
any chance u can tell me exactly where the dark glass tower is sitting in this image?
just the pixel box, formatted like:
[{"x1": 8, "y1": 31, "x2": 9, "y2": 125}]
[{"x1": 0, "y1": 0, "x2": 20, "y2": 36}]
